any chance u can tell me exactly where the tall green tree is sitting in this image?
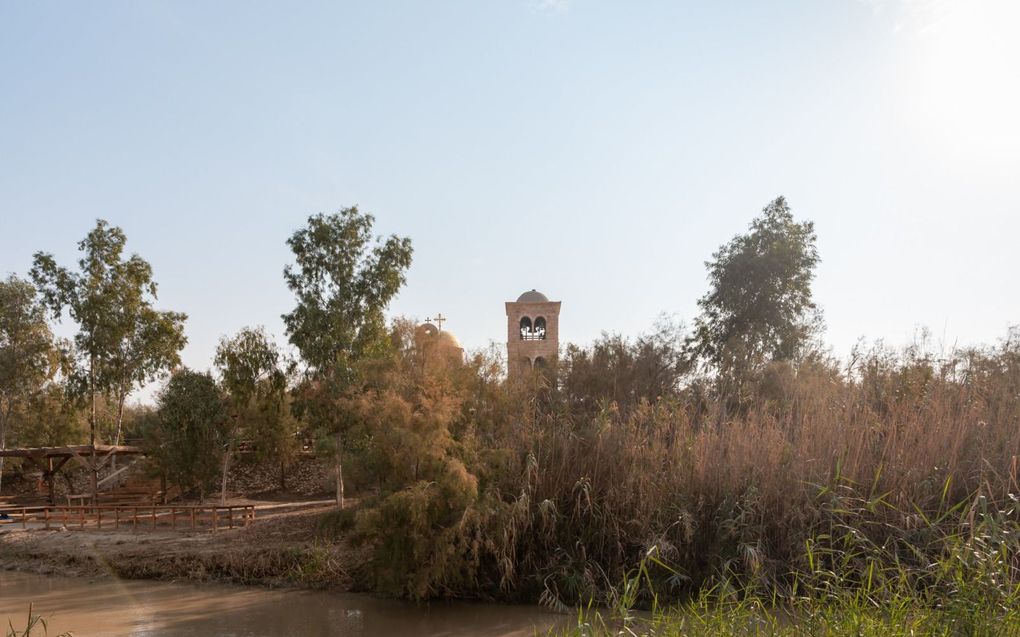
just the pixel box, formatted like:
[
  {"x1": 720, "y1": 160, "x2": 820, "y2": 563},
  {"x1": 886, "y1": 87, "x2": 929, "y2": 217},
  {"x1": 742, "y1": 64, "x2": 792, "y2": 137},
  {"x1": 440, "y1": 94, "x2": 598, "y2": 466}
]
[
  {"x1": 690, "y1": 196, "x2": 821, "y2": 407},
  {"x1": 30, "y1": 220, "x2": 187, "y2": 451},
  {"x1": 0, "y1": 276, "x2": 59, "y2": 491},
  {"x1": 283, "y1": 207, "x2": 413, "y2": 507},
  {"x1": 144, "y1": 370, "x2": 227, "y2": 499},
  {"x1": 214, "y1": 326, "x2": 291, "y2": 503}
]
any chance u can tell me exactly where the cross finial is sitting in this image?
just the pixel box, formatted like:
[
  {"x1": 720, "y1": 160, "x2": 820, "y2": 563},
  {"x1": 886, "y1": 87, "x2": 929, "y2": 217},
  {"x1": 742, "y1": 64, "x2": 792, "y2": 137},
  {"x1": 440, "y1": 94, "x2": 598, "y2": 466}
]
[{"x1": 431, "y1": 313, "x2": 446, "y2": 331}]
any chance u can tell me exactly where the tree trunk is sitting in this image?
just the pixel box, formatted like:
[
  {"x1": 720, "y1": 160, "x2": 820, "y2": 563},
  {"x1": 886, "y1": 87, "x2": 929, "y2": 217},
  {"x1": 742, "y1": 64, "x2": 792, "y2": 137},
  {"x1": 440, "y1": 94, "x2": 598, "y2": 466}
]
[
  {"x1": 334, "y1": 430, "x2": 344, "y2": 509},
  {"x1": 0, "y1": 409, "x2": 7, "y2": 494},
  {"x1": 280, "y1": 460, "x2": 286, "y2": 491},
  {"x1": 90, "y1": 448, "x2": 98, "y2": 505},
  {"x1": 220, "y1": 447, "x2": 231, "y2": 506},
  {"x1": 46, "y1": 457, "x2": 55, "y2": 506},
  {"x1": 89, "y1": 349, "x2": 98, "y2": 504},
  {"x1": 221, "y1": 418, "x2": 240, "y2": 506},
  {"x1": 89, "y1": 350, "x2": 97, "y2": 447},
  {"x1": 111, "y1": 392, "x2": 127, "y2": 476},
  {"x1": 114, "y1": 392, "x2": 127, "y2": 445}
]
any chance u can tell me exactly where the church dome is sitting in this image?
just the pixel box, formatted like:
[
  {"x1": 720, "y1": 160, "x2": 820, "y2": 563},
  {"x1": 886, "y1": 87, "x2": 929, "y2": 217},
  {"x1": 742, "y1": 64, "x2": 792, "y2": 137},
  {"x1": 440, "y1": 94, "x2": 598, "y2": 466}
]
[
  {"x1": 438, "y1": 330, "x2": 462, "y2": 350},
  {"x1": 416, "y1": 323, "x2": 439, "y2": 339},
  {"x1": 416, "y1": 322, "x2": 463, "y2": 352},
  {"x1": 516, "y1": 289, "x2": 549, "y2": 303}
]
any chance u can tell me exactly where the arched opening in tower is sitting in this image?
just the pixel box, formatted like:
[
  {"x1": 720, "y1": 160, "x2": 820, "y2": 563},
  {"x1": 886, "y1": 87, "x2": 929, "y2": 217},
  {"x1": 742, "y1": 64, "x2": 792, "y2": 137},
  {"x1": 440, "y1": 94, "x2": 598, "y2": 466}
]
[
  {"x1": 533, "y1": 316, "x2": 547, "y2": 339},
  {"x1": 519, "y1": 316, "x2": 532, "y2": 340}
]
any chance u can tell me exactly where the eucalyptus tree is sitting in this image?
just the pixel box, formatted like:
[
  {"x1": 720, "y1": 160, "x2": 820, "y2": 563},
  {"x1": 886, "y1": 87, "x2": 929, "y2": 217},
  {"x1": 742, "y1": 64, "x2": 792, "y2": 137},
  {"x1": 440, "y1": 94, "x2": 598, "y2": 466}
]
[
  {"x1": 30, "y1": 220, "x2": 187, "y2": 451},
  {"x1": 106, "y1": 306, "x2": 186, "y2": 447},
  {"x1": 214, "y1": 326, "x2": 290, "y2": 504},
  {"x1": 689, "y1": 196, "x2": 821, "y2": 409},
  {"x1": 0, "y1": 275, "x2": 59, "y2": 490},
  {"x1": 283, "y1": 206, "x2": 413, "y2": 507}
]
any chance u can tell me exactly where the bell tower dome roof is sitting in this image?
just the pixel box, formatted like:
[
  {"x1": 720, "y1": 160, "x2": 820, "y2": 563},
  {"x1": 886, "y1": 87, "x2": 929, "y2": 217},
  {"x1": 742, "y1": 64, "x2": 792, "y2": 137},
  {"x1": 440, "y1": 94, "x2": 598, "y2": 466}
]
[{"x1": 516, "y1": 289, "x2": 549, "y2": 303}]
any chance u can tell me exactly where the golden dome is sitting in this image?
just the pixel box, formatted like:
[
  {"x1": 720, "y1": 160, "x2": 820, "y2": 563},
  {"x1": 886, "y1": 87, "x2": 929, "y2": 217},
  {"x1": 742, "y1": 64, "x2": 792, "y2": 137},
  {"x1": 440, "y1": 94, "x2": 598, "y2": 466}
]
[
  {"x1": 438, "y1": 330, "x2": 462, "y2": 350},
  {"x1": 416, "y1": 322, "x2": 463, "y2": 352}
]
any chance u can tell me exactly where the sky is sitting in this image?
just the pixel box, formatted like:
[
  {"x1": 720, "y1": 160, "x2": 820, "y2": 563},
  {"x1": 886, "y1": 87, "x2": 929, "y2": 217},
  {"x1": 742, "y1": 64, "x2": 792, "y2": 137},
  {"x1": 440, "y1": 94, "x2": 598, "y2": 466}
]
[{"x1": 1, "y1": 1, "x2": 1018, "y2": 403}]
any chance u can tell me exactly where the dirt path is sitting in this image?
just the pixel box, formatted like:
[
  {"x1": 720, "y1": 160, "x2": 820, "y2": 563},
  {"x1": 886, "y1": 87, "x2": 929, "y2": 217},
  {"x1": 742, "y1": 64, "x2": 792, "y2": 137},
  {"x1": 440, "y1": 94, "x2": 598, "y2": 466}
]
[{"x1": 0, "y1": 503, "x2": 365, "y2": 591}]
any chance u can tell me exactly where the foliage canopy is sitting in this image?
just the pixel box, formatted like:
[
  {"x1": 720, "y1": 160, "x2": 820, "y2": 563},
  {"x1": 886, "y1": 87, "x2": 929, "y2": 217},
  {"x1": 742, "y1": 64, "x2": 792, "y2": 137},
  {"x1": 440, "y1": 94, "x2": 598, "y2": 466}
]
[
  {"x1": 30, "y1": 219, "x2": 186, "y2": 445},
  {"x1": 690, "y1": 196, "x2": 820, "y2": 393},
  {"x1": 283, "y1": 207, "x2": 413, "y2": 387},
  {"x1": 144, "y1": 369, "x2": 227, "y2": 497},
  {"x1": 0, "y1": 275, "x2": 60, "y2": 489}
]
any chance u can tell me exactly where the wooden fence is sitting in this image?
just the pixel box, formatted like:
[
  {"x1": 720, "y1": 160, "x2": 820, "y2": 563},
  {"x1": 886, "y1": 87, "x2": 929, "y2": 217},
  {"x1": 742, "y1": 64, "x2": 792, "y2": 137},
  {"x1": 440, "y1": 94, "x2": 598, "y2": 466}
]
[{"x1": 0, "y1": 504, "x2": 255, "y2": 532}]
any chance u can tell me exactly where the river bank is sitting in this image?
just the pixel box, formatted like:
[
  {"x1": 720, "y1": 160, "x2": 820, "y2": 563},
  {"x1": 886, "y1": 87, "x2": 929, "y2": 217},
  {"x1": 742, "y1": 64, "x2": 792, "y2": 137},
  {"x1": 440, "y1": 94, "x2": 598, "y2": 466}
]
[
  {"x1": 0, "y1": 507, "x2": 363, "y2": 591},
  {"x1": 0, "y1": 570, "x2": 564, "y2": 637}
]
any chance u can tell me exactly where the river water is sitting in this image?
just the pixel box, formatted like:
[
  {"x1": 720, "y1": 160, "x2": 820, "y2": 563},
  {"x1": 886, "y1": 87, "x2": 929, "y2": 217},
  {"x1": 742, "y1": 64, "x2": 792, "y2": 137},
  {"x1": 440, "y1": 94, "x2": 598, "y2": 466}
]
[{"x1": 0, "y1": 571, "x2": 567, "y2": 636}]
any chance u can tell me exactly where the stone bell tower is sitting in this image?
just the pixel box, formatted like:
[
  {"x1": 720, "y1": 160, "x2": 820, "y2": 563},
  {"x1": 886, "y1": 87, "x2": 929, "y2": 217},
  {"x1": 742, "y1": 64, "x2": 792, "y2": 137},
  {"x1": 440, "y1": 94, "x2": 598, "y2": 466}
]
[{"x1": 506, "y1": 289, "x2": 560, "y2": 378}]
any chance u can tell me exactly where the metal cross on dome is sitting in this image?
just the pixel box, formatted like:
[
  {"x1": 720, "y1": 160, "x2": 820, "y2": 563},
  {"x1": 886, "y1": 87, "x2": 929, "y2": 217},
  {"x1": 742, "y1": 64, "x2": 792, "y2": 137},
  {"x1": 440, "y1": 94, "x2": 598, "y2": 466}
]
[{"x1": 430, "y1": 313, "x2": 446, "y2": 331}]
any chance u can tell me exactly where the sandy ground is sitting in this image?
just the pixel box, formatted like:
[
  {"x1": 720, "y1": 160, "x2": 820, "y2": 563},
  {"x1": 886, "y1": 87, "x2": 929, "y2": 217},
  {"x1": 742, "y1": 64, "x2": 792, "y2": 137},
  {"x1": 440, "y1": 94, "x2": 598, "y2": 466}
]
[{"x1": 0, "y1": 501, "x2": 364, "y2": 591}]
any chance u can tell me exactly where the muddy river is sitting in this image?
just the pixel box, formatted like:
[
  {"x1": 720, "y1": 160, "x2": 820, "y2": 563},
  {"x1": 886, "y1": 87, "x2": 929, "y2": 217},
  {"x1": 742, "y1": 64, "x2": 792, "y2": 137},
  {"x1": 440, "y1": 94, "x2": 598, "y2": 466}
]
[{"x1": 0, "y1": 571, "x2": 567, "y2": 636}]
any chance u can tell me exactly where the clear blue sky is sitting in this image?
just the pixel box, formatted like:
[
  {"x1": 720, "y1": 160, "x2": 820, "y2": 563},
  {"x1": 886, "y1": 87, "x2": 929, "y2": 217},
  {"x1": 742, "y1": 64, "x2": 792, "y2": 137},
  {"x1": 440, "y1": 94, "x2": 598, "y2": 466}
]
[{"x1": 2, "y1": 1, "x2": 1018, "y2": 402}]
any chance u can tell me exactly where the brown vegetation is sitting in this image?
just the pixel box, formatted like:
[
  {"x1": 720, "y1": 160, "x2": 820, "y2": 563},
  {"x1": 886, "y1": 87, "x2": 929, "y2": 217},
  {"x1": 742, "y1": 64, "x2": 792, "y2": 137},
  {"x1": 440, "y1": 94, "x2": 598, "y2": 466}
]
[{"x1": 341, "y1": 328, "x2": 1020, "y2": 605}]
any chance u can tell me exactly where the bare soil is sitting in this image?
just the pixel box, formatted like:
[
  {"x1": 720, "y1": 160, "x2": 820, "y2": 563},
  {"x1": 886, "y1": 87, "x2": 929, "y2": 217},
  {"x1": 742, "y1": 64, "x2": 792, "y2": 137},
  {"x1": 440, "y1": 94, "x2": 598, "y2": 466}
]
[{"x1": 0, "y1": 503, "x2": 367, "y2": 591}]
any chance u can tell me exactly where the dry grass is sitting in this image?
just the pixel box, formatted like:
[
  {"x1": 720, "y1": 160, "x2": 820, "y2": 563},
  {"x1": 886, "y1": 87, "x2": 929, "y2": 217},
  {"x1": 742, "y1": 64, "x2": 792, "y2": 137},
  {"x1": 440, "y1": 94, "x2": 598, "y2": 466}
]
[{"x1": 366, "y1": 333, "x2": 1020, "y2": 605}]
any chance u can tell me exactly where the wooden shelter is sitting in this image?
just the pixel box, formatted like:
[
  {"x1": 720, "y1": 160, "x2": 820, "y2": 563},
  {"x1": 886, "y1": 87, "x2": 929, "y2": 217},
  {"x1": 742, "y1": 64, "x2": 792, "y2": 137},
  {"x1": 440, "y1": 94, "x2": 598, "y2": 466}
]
[{"x1": 0, "y1": 444, "x2": 144, "y2": 505}]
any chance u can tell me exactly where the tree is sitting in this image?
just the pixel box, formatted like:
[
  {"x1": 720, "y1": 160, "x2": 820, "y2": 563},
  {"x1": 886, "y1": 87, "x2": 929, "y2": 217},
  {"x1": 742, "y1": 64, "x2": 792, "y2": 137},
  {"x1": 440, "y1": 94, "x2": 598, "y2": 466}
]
[
  {"x1": 561, "y1": 318, "x2": 689, "y2": 417},
  {"x1": 690, "y1": 196, "x2": 821, "y2": 407},
  {"x1": 7, "y1": 384, "x2": 85, "y2": 450},
  {"x1": 30, "y1": 220, "x2": 187, "y2": 454},
  {"x1": 0, "y1": 276, "x2": 59, "y2": 491},
  {"x1": 283, "y1": 207, "x2": 413, "y2": 507},
  {"x1": 342, "y1": 319, "x2": 483, "y2": 598},
  {"x1": 144, "y1": 370, "x2": 227, "y2": 499},
  {"x1": 213, "y1": 326, "x2": 291, "y2": 503},
  {"x1": 106, "y1": 306, "x2": 187, "y2": 447}
]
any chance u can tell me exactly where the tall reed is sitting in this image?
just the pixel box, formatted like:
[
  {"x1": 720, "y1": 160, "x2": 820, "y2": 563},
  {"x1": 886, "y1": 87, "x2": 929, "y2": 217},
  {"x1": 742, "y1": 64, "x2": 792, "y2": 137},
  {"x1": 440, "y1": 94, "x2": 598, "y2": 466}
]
[{"x1": 348, "y1": 331, "x2": 1020, "y2": 607}]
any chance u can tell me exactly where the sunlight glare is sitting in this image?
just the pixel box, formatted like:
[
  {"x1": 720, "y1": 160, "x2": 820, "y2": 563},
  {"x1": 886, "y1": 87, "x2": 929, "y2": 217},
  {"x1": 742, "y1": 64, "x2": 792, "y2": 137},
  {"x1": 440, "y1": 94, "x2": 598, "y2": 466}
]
[{"x1": 898, "y1": 0, "x2": 1020, "y2": 153}]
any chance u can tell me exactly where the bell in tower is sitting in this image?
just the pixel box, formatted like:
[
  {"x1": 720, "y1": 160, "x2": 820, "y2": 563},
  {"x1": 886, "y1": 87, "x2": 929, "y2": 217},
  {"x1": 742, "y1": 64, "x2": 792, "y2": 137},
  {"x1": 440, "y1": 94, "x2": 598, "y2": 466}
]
[{"x1": 505, "y1": 289, "x2": 560, "y2": 378}]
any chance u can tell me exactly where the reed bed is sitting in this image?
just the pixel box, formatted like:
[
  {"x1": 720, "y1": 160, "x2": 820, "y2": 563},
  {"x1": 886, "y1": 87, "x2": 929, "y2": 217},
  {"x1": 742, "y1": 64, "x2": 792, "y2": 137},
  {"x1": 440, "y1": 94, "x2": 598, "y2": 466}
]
[{"x1": 343, "y1": 331, "x2": 1020, "y2": 634}]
